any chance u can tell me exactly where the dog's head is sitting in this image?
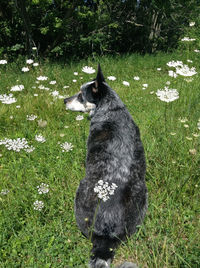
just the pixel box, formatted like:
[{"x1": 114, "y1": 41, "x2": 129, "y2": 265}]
[{"x1": 64, "y1": 64, "x2": 106, "y2": 112}]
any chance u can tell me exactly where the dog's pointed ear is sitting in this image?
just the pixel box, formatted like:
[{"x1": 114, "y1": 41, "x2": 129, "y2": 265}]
[{"x1": 94, "y1": 64, "x2": 105, "y2": 89}]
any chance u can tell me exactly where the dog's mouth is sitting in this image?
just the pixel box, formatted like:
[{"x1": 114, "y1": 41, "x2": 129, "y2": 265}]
[{"x1": 64, "y1": 95, "x2": 96, "y2": 113}]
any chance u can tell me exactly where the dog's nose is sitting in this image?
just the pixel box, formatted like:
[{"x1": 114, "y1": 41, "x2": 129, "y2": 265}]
[{"x1": 64, "y1": 98, "x2": 67, "y2": 104}]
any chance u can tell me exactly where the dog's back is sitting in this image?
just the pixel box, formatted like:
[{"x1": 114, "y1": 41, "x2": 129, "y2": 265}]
[{"x1": 72, "y1": 66, "x2": 148, "y2": 268}]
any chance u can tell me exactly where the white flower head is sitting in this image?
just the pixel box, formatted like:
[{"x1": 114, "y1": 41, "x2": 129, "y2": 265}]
[
  {"x1": 0, "y1": 93, "x2": 17, "y2": 104},
  {"x1": 189, "y1": 22, "x2": 195, "y2": 27},
  {"x1": 167, "y1": 60, "x2": 183, "y2": 68},
  {"x1": 10, "y1": 85, "x2": 24, "y2": 92},
  {"x1": 51, "y1": 90, "x2": 59, "y2": 97},
  {"x1": 33, "y1": 62, "x2": 39, "y2": 67},
  {"x1": 60, "y1": 142, "x2": 73, "y2": 152},
  {"x1": 35, "y1": 134, "x2": 46, "y2": 143},
  {"x1": 1, "y1": 189, "x2": 10, "y2": 195},
  {"x1": 181, "y1": 37, "x2": 196, "y2": 42},
  {"x1": 107, "y1": 76, "x2": 116, "y2": 81},
  {"x1": 176, "y1": 65, "x2": 197, "y2": 77},
  {"x1": 26, "y1": 114, "x2": 37, "y2": 121},
  {"x1": 197, "y1": 122, "x2": 200, "y2": 130},
  {"x1": 0, "y1": 60, "x2": 7, "y2": 65},
  {"x1": 94, "y1": 180, "x2": 118, "y2": 202},
  {"x1": 33, "y1": 200, "x2": 44, "y2": 211},
  {"x1": 82, "y1": 66, "x2": 95, "y2": 74},
  {"x1": 22, "y1": 67, "x2": 29, "y2": 72},
  {"x1": 76, "y1": 115, "x2": 84, "y2": 121},
  {"x1": 74, "y1": 72, "x2": 78, "y2": 76},
  {"x1": 156, "y1": 86, "x2": 179, "y2": 103},
  {"x1": 123, "y1": 81, "x2": 130, "y2": 86},
  {"x1": 49, "y1": 80, "x2": 56, "y2": 85},
  {"x1": 0, "y1": 137, "x2": 30, "y2": 152},
  {"x1": 26, "y1": 59, "x2": 34, "y2": 64},
  {"x1": 37, "y1": 183, "x2": 49, "y2": 194},
  {"x1": 168, "y1": 70, "x2": 178, "y2": 78},
  {"x1": 37, "y1": 76, "x2": 48, "y2": 81},
  {"x1": 133, "y1": 76, "x2": 140, "y2": 81}
]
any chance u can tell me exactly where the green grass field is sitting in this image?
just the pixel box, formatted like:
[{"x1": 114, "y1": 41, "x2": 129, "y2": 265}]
[{"x1": 0, "y1": 51, "x2": 199, "y2": 267}]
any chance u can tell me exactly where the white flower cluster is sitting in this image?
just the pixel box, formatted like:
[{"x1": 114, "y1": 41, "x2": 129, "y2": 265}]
[
  {"x1": 0, "y1": 93, "x2": 17, "y2": 104},
  {"x1": 60, "y1": 142, "x2": 74, "y2": 152},
  {"x1": 27, "y1": 114, "x2": 38, "y2": 121},
  {"x1": 35, "y1": 134, "x2": 46, "y2": 143},
  {"x1": 37, "y1": 76, "x2": 48, "y2": 81},
  {"x1": 94, "y1": 180, "x2": 118, "y2": 202},
  {"x1": 181, "y1": 37, "x2": 196, "y2": 42},
  {"x1": 166, "y1": 60, "x2": 197, "y2": 77},
  {"x1": 10, "y1": 85, "x2": 24, "y2": 92},
  {"x1": 107, "y1": 76, "x2": 116, "y2": 81},
  {"x1": 156, "y1": 86, "x2": 179, "y2": 103},
  {"x1": 82, "y1": 66, "x2": 95, "y2": 74},
  {"x1": 0, "y1": 60, "x2": 7, "y2": 65},
  {"x1": 33, "y1": 200, "x2": 44, "y2": 211},
  {"x1": 37, "y1": 183, "x2": 49, "y2": 194},
  {"x1": 76, "y1": 115, "x2": 84, "y2": 121},
  {"x1": 0, "y1": 138, "x2": 35, "y2": 153},
  {"x1": 123, "y1": 81, "x2": 130, "y2": 86},
  {"x1": 1, "y1": 189, "x2": 10, "y2": 195}
]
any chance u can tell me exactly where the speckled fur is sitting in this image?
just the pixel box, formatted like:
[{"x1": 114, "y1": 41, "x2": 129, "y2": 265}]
[{"x1": 64, "y1": 65, "x2": 148, "y2": 268}]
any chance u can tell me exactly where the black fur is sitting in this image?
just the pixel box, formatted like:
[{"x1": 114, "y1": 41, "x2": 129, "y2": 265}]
[{"x1": 64, "y1": 65, "x2": 148, "y2": 268}]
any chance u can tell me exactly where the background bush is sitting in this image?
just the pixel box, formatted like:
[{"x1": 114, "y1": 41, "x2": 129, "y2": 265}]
[{"x1": 0, "y1": 0, "x2": 199, "y2": 61}]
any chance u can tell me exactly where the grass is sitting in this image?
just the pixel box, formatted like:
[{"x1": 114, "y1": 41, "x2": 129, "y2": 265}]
[{"x1": 0, "y1": 51, "x2": 199, "y2": 267}]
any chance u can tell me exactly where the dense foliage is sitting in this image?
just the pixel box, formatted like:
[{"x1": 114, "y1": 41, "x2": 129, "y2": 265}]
[{"x1": 0, "y1": 0, "x2": 199, "y2": 60}]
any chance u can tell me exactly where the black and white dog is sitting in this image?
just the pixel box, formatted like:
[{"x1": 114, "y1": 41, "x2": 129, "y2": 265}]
[{"x1": 64, "y1": 65, "x2": 148, "y2": 268}]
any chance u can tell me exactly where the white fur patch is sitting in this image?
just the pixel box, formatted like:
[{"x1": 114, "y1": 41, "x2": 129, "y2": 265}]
[{"x1": 65, "y1": 98, "x2": 95, "y2": 112}]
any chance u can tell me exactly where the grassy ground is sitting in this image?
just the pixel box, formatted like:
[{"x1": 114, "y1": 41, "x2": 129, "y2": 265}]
[{"x1": 0, "y1": 51, "x2": 199, "y2": 267}]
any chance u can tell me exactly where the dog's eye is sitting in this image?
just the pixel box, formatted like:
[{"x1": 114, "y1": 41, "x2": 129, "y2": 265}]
[{"x1": 78, "y1": 93, "x2": 84, "y2": 103}]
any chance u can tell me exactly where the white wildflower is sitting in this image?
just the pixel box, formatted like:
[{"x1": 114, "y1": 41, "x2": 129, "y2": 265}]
[
  {"x1": 197, "y1": 122, "x2": 200, "y2": 130},
  {"x1": 189, "y1": 22, "x2": 195, "y2": 27},
  {"x1": 76, "y1": 115, "x2": 84, "y2": 121},
  {"x1": 33, "y1": 62, "x2": 39, "y2": 67},
  {"x1": 157, "y1": 68, "x2": 161, "y2": 71},
  {"x1": 0, "y1": 138, "x2": 30, "y2": 152},
  {"x1": 181, "y1": 37, "x2": 196, "y2": 42},
  {"x1": 0, "y1": 93, "x2": 17, "y2": 104},
  {"x1": 49, "y1": 80, "x2": 56, "y2": 85},
  {"x1": 51, "y1": 90, "x2": 59, "y2": 97},
  {"x1": 156, "y1": 86, "x2": 179, "y2": 103},
  {"x1": 107, "y1": 76, "x2": 116, "y2": 81},
  {"x1": 133, "y1": 76, "x2": 140, "y2": 81},
  {"x1": 38, "y1": 85, "x2": 45, "y2": 90},
  {"x1": 32, "y1": 47, "x2": 37, "y2": 50},
  {"x1": 22, "y1": 67, "x2": 29, "y2": 72},
  {"x1": 176, "y1": 65, "x2": 197, "y2": 77},
  {"x1": 73, "y1": 79, "x2": 77, "y2": 83},
  {"x1": 194, "y1": 49, "x2": 200, "y2": 53},
  {"x1": 35, "y1": 134, "x2": 46, "y2": 143},
  {"x1": 60, "y1": 142, "x2": 73, "y2": 152},
  {"x1": 0, "y1": 60, "x2": 7, "y2": 65},
  {"x1": 37, "y1": 183, "x2": 49, "y2": 194},
  {"x1": 178, "y1": 117, "x2": 188, "y2": 123},
  {"x1": 33, "y1": 200, "x2": 44, "y2": 211},
  {"x1": 82, "y1": 66, "x2": 95, "y2": 74},
  {"x1": 74, "y1": 72, "x2": 78, "y2": 76},
  {"x1": 16, "y1": 105, "x2": 21, "y2": 109},
  {"x1": 168, "y1": 70, "x2": 178, "y2": 78},
  {"x1": 10, "y1": 85, "x2": 24, "y2": 92},
  {"x1": 123, "y1": 81, "x2": 130, "y2": 86},
  {"x1": 1, "y1": 189, "x2": 10, "y2": 195},
  {"x1": 26, "y1": 59, "x2": 34, "y2": 64},
  {"x1": 37, "y1": 76, "x2": 48, "y2": 81},
  {"x1": 167, "y1": 60, "x2": 183, "y2": 68},
  {"x1": 94, "y1": 180, "x2": 118, "y2": 202}
]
